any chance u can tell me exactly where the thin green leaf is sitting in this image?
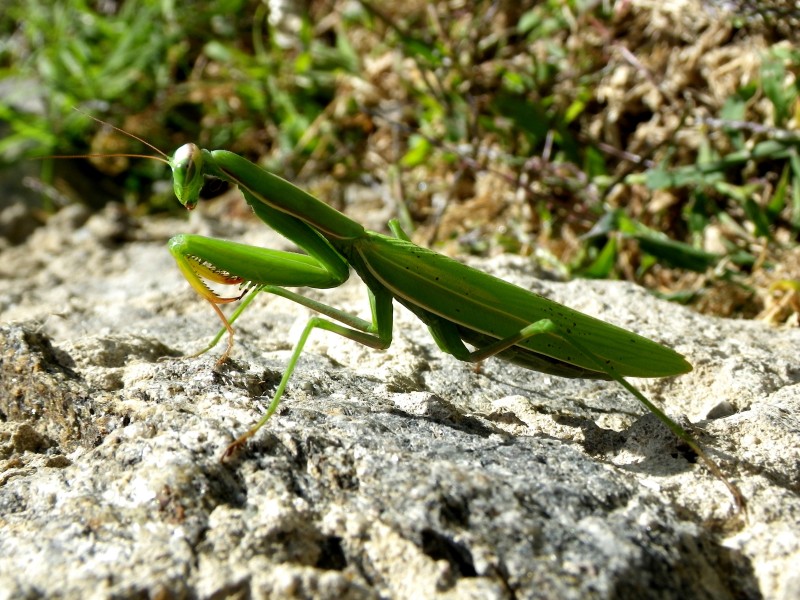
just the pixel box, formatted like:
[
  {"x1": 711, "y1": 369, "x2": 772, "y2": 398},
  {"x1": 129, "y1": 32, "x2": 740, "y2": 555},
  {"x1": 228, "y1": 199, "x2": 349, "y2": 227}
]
[
  {"x1": 629, "y1": 223, "x2": 721, "y2": 272},
  {"x1": 581, "y1": 237, "x2": 617, "y2": 279},
  {"x1": 400, "y1": 135, "x2": 432, "y2": 168},
  {"x1": 767, "y1": 163, "x2": 790, "y2": 217}
]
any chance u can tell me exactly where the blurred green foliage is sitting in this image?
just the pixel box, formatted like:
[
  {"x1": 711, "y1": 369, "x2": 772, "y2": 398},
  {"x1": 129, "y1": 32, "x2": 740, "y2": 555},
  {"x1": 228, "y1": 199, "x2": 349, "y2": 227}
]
[{"x1": 1, "y1": 0, "x2": 798, "y2": 311}]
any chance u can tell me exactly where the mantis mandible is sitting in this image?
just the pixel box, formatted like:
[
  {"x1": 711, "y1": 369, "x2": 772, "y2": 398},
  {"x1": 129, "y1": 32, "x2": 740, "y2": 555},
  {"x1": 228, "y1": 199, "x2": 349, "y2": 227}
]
[{"x1": 70, "y1": 120, "x2": 744, "y2": 512}]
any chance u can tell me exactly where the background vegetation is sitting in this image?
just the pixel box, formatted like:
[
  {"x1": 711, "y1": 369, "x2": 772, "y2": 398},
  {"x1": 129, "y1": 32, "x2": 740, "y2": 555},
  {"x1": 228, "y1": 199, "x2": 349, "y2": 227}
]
[{"x1": 1, "y1": 0, "x2": 799, "y2": 322}]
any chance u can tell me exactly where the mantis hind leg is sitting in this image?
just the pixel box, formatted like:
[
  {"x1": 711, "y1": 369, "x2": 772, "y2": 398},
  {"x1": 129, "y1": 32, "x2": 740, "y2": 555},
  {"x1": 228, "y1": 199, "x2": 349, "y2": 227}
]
[
  {"x1": 558, "y1": 331, "x2": 745, "y2": 514},
  {"x1": 429, "y1": 315, "x2": 745, "y2": 514}
]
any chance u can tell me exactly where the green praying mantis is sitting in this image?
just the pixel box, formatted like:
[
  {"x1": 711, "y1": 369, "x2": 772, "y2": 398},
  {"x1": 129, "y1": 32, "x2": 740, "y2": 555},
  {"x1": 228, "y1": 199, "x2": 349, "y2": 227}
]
[{"x1": 70, "y1": 119, "x2": 744, "y2": 512}]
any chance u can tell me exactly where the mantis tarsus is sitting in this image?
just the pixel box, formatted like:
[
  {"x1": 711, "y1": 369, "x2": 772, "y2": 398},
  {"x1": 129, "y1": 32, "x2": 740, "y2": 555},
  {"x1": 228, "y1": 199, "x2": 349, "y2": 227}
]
[{"x1": 73, "y1": 121, "x2": 745, "y2": 513}]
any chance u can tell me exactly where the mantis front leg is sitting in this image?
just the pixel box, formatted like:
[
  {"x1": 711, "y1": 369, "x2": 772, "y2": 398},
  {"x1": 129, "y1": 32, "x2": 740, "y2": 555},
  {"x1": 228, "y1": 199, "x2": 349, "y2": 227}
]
[
  {"x1": 169, "y1": 233, "x2": 350, "y2": 362},
  {"x1": 168, "y1": 233, "x2": 395, "y2": 455}
]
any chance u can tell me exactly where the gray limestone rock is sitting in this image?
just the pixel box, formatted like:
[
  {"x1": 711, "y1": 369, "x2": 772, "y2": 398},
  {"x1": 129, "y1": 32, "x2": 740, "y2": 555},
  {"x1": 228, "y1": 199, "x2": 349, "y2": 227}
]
[{"x1": 0, "y1": 205, "x2": 798, "y2": 599}]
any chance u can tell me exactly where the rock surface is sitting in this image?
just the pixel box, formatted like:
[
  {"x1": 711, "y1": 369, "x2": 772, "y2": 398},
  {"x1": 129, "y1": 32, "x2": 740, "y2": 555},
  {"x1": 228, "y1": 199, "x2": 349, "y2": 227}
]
[{"x1": 0, "y1": 203, "x2": 798, "y2": 599}]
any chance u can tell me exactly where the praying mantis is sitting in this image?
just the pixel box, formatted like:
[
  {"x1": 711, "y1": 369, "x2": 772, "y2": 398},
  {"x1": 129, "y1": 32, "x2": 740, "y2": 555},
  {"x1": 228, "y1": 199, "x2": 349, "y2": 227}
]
[{"x1": 70, "y1": 120, "x2": 744, "y2": 512}]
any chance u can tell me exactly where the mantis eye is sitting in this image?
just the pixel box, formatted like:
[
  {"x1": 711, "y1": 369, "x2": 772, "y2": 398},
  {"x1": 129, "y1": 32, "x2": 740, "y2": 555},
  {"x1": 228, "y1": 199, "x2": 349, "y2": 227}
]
[{"x1": 172, "y1": 143, "x2": 204, "y2": 209}]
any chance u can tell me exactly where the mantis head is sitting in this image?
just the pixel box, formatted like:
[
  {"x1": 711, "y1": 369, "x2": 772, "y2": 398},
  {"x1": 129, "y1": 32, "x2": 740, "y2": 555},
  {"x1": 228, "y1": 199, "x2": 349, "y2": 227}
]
[{"x1": 171, "y1": 143, "x2": 205, "y2": 210}]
